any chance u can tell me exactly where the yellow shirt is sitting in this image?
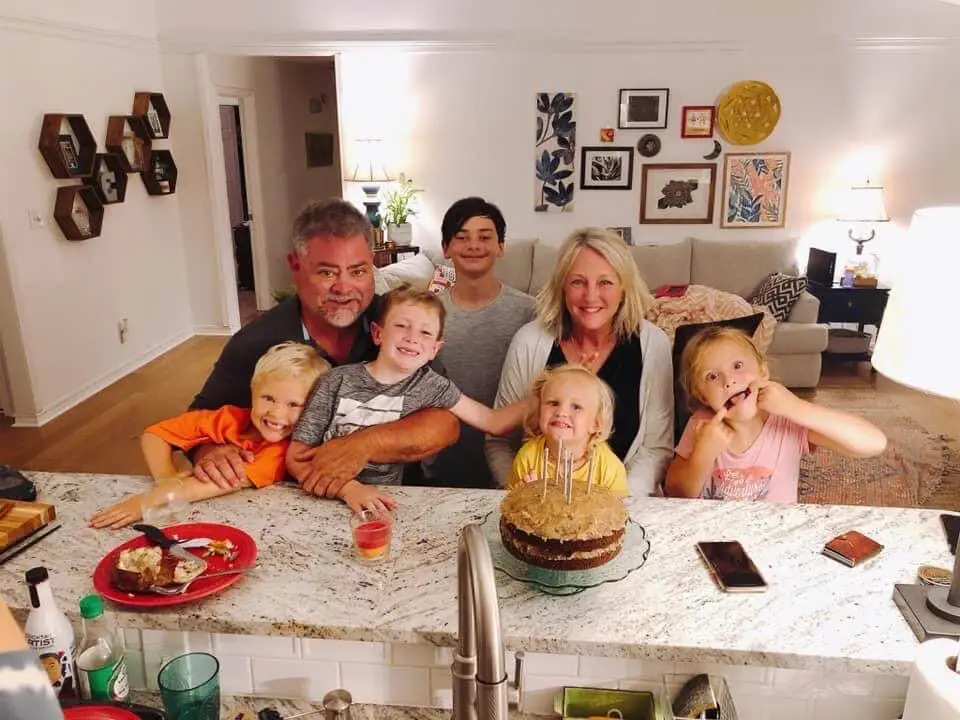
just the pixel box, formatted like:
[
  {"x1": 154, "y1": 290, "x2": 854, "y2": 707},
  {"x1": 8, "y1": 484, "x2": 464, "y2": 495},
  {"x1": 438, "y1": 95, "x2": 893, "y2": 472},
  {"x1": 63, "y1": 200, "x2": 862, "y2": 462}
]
[{"x1": 509, "y1": 435, "x2": 628, "y2": 496}]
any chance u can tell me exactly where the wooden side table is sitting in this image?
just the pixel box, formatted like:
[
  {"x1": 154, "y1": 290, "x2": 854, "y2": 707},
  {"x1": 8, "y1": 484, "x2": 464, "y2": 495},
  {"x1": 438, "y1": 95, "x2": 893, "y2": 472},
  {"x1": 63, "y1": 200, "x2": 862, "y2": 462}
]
[
  {"x1": 807, "y1": 282, "x2": 890, "y2": 363},
  {"x1": 372, "y1": 245, "x2": 420, "y2": 269}
]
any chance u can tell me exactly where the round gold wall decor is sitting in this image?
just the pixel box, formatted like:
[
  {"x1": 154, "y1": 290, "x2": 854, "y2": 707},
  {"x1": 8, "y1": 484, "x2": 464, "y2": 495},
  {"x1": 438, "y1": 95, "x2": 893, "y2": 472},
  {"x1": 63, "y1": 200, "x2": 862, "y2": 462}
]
[{"x1": 716, "y1": 80, "x2": 781, "y2": 145}]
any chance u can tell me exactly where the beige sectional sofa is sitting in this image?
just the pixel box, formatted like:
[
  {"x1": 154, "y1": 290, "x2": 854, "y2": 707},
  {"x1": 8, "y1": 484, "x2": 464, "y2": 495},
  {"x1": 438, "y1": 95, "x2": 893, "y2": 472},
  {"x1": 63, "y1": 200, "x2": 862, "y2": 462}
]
[{"x1": 379, "y1": 236, "x2": 829, "y2": 388}]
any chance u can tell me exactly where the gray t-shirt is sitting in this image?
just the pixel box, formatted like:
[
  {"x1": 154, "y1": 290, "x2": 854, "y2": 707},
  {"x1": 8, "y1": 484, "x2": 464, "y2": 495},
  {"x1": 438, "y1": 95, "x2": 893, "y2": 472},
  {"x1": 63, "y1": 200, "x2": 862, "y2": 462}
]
[
  {"x1": 293, "y1": 363, "x2": 462, "y2": 485},
  {"x1": 426, "y1": 285, "x2": 536, "y2": 488}
]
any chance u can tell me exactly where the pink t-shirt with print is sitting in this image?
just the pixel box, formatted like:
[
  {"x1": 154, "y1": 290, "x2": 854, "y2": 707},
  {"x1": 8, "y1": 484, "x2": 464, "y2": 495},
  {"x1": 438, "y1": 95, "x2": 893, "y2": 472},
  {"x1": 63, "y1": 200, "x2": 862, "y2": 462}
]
[{"x1": 676, "y1": 411, "x2": 810, "y2": 502}]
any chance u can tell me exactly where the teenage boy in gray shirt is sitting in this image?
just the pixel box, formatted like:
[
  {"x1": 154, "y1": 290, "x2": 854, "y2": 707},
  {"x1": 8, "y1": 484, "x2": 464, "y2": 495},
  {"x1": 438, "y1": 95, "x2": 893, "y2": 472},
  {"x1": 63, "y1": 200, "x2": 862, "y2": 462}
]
[{"x1": 424, "y1": 198, "x2": 535, "y2": 488}]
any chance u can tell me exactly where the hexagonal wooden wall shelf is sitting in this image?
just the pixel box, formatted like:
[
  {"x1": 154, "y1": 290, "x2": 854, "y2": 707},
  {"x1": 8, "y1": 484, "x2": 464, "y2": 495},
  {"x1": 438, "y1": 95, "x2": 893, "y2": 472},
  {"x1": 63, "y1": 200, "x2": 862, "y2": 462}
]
[
  {"x1": 105, "y1": 115, "x2": 152, "y2": 173},
  {"x1": 132, "y1": 91, "x2": 171, "y2": 140},
  {"x1": 54, "y1": 186, "x2": 104, "y2": 241},
  {"x1": 82, "y1": 153, "x2": 128, "y2": 205},
  {"x1": 38, "y1": 114, "x2": 97, "y2": 179},
  {"x1": 142, "y1": 149, "x2": 178, "y2": 195}
]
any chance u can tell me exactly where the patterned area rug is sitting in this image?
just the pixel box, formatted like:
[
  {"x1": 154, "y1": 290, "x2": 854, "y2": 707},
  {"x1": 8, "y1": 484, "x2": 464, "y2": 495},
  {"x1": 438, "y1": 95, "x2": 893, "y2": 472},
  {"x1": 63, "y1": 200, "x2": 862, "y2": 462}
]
[{"x1": 798, "y1": 387, "x2": 960, "y2": 509}]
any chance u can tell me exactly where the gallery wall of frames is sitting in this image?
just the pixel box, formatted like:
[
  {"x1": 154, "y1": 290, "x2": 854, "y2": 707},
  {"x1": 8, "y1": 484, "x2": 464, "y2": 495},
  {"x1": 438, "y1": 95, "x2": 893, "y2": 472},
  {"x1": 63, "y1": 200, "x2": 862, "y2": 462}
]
[
  {"x1": 37, "y1": 92, "x2": 176, "y2": 241},
  {"x1": 536, "y1": 80, "x2": 788, "y2": 237}
]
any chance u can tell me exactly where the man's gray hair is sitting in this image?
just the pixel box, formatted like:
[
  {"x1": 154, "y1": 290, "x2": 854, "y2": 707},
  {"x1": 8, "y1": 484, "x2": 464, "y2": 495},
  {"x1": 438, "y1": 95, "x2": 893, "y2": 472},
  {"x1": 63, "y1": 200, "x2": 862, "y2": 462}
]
[{"x1": 291, "y1": 198, "x2": 374, "y2": 254}]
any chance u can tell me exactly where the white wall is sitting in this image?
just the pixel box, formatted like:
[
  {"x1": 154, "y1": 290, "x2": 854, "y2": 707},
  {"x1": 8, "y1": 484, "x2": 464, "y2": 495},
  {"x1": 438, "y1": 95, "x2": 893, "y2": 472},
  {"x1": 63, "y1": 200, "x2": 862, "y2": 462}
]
[
  {"x1": 153, "y1": 0, "x2": 960, "y2": 46},
  {"x1": 278, "y1": 60, "x2": 342, "y2": 219},
  {"x1": 0, "y1": 8, "x2": 193, "y2": 425},
  {"x1": 336, "y1": 41, "x2": 960, "y2": 265}
]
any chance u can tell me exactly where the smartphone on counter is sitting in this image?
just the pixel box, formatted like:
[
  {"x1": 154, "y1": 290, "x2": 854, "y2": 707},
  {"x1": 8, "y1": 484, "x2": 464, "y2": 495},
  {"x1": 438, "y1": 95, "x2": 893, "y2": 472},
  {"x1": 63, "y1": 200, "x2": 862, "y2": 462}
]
[
  {"x1": 696, "y1": 541, "x2": 768, "y2": 593},
  {"x1": 941, "y1": 514, "x2": 960, "y2": 555}
]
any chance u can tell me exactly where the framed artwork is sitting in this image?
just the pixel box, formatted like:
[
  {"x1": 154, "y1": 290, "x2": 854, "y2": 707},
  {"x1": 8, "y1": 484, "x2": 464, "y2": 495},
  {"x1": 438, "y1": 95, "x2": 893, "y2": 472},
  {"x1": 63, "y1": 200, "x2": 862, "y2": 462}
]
[
  {"x1": 640, "y1": 163, "x2": 717, "y2": 224},
  {"x1": 580, "y1": 146, "x2": 634, "y2": 190},
  {"x1": 721, "y1": 152, "x2": 790, "y2": 228},
  {"x1": 58, "y1": 135, "x2": 79, "y2": 172},
  {"x1": 681, "y1": 106, "x2": 716, "y2": 138},
  {"x1": 305, "y1": 132, "x2": 334, "y2": 167},
  {"x1": 535, "y1": 92, "x2": 577, "y2": 212},
  {"x1": 607, "y1": 226, "x2": 633, "y2": 245},
  {"x1": 618, "y1": 88, "x2": 669, "y2": 129}
]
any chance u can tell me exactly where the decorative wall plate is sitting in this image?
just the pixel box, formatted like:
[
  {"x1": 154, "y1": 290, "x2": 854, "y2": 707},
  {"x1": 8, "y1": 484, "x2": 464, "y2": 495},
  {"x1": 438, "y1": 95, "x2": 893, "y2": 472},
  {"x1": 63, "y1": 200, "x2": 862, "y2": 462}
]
[
  {"x1": 637, "y1": 134, "x2": 661, "y2": 158},
  {"x1": 716, "y1": 80, "x2": 781, "y2": 145}
]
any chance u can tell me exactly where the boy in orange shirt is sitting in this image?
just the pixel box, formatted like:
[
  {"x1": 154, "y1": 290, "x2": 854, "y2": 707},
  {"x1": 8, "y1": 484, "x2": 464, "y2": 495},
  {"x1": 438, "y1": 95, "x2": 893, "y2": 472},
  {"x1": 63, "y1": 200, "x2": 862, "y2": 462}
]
[{"x1": 90, "y1": 341, "x2": 329, "y2": 529}]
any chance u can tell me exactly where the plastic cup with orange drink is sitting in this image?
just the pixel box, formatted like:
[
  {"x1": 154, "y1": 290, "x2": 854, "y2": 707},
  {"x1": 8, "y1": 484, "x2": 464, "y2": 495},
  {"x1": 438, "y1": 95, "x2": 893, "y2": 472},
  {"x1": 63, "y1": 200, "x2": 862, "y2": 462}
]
[{"x1": 350, "y1": 508, "x2": 393, "y2": 563}]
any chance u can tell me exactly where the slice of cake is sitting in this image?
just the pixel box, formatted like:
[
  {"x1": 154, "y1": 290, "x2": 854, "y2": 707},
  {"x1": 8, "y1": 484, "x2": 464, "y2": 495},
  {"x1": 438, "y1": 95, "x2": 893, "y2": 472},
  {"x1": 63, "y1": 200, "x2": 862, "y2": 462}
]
[{"x1": 499, "y1": 482, "x2": 628, "y2": 571}]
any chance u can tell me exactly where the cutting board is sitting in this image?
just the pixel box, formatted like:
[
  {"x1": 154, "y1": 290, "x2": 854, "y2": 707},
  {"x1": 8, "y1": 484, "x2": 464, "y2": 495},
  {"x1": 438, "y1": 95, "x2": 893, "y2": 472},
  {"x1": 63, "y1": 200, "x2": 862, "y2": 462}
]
[{"x1": 0, "y1": 500, "x2": 56, "y2": 550}]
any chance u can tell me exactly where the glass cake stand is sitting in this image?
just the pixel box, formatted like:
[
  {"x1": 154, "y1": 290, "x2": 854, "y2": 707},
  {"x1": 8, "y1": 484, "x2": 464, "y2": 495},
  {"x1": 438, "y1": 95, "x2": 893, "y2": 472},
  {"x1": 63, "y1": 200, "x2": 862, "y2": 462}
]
[{"x1": 480, "y1": 509, "x2": 651, "y2": 596}]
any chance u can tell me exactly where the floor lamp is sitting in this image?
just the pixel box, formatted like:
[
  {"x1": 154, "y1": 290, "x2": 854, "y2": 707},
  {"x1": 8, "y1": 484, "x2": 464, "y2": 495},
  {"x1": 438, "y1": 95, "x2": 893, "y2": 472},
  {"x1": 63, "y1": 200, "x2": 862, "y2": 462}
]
[{"x1": 877, "y1": 207, "x2": 960, "y2": 641}]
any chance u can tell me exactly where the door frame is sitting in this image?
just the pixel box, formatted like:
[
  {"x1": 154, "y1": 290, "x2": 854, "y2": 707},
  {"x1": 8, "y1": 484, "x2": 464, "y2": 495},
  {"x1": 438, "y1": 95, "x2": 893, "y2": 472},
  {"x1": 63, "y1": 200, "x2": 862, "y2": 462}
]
[{"x1": 196, "y1": 56, "x2": 271, "y2": 331}]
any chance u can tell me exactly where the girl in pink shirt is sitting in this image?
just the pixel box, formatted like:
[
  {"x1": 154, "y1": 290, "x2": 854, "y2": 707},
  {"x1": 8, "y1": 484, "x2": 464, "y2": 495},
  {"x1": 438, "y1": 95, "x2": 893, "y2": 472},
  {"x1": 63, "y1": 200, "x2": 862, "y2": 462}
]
[{"x1": 664, "y1": 327, "x2": 886, "y2": 502}]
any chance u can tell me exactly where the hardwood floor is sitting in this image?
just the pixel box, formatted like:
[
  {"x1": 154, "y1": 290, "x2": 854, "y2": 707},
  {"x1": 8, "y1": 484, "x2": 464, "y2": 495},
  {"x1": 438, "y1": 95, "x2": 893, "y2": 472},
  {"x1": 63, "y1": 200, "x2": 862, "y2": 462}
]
[
  {"x1": 0, "y1": 336, "x2": 228, "y2": 475},
  {"x1": 1, "y1": 340, "x2": 958, "y2": 479}
]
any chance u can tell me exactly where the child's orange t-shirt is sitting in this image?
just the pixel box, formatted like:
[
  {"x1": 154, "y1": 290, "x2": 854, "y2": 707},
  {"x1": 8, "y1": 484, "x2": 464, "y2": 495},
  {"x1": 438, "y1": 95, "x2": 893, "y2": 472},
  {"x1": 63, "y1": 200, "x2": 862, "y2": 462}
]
[{"x1": 144, "y1": 406, "x2": 288, "y2": 488}]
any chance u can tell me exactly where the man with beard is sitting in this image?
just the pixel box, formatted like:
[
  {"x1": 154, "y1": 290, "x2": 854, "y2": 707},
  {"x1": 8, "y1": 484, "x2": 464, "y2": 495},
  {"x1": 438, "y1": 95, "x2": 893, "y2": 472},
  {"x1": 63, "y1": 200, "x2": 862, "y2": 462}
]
[
  {"x1": 420, "y1": 197, "x2": 535, "y2": 488},
  {"x1": 189, "y1": 198, "x2": 459, "y2": 498}
]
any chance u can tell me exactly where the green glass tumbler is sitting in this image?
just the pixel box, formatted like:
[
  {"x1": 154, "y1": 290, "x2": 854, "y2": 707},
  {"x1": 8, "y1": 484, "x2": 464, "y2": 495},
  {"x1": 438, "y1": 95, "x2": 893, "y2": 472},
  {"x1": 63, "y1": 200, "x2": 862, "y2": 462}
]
[{"x1": 157, "y1": 652, "x2": 220, "y2": 720}]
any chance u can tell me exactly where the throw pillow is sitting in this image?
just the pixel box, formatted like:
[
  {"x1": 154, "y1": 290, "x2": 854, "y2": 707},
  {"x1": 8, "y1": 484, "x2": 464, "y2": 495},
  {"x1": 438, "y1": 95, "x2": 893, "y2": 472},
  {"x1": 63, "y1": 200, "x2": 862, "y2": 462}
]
[
  {"x1": 671, "y1": 313, "x2": 765, "y2": 442},
  {"x1": 750, "y1": 272, "x2": 807, "y2": 322}
]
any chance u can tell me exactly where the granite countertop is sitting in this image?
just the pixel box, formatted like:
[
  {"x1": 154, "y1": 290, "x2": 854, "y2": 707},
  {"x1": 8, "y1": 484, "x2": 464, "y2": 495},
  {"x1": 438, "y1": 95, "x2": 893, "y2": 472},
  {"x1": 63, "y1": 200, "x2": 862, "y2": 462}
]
[
  {"x1": 128, "y1": 689, "x2": 548, "y2": 718},
  {"x1": 1, "y1": 472, "x2": 950, "y2": 675}
]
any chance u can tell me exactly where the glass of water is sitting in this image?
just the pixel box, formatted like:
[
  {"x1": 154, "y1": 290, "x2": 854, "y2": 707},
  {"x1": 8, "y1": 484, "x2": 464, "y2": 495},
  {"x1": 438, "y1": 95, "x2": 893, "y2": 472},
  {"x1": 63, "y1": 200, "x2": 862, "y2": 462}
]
[
  {"x1": 141, "y1": 479, "x2": 189, "y2": 527},
  {"x1": 158, "y1": 652, "x2": 220, "y2": 720}
]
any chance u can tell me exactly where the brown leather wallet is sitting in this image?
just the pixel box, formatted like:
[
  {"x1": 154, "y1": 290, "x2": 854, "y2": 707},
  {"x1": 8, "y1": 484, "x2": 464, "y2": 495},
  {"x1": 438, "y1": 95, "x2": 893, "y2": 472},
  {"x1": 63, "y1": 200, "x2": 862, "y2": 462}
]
[{"x1": 823, "y1": 530, "x2": 884, "y2": 567}]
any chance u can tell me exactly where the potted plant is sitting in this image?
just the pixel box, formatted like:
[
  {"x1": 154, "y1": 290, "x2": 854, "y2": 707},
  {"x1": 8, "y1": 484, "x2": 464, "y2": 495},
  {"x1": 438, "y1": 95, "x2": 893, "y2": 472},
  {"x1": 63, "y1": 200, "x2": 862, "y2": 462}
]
[{"x1": 382, "y1": 173, "x2": 423, "y2": 246}]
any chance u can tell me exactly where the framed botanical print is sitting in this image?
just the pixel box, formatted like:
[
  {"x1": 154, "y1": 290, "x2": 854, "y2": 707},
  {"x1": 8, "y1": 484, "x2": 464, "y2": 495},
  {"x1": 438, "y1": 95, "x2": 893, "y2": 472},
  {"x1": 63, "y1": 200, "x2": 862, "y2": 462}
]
[
  {"x1": 618, "y1": 88, "x2": 669, "y2": 129},
  {"x1": 681, "y1": 106, "x2": 716, "y2": 138},
  {"x1": 580, "y1": 146, "x2": 634, "y2": 190},
  {"x1": 639, "y1": 163, "x2": 717, "y2": 224},
  {"x1": 720, "y1": 152, "x2": 790, "y2": 228}
]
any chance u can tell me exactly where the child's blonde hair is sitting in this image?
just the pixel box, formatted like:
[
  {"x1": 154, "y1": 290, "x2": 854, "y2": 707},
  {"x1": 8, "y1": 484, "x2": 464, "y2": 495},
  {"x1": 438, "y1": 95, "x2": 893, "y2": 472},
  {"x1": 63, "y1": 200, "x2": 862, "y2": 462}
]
[
  {"x1": 679, "y1": 326, "x2": 766, "y2": 410},
  {"x1": 251, "y1": 341, "x2": 329, "y2": 393},
  {"x1": 376, "y1": 283, "x2": 447, "y2": 340},
  {"x1": 523, "y1": 364, "x2": 615, "y2": 449}
]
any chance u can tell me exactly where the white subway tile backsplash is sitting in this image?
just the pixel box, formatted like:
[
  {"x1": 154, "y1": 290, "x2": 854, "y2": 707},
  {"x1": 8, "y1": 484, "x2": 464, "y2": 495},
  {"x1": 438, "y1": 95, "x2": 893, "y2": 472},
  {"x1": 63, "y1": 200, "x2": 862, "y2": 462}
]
[
  {"x1": 340, "y1": 664, "x2": 430, "y2": 706},
  {"x1": 390, "y1": 642, "x2": 445, "y2": 667},
  {"x1": 676, "y1": 661, "x2": 768, "y2": 684},
  {"x1": 122, "y1": 628, "x2": 142, "y2": 650},
  {"x1": 216, "y1": 655, "x2": 254, "y2": 695},
  {"x1": 429, "y1": 667, "x2": 452, "y2": 695},
  {"x1": 185, "y1": 632, "x2": 212, "y2": 652},
  {"x1": 770, "y1": 667, "x2": 836, "y2": 698},
  {"x1": 523, "y1": 652, "x2": 579, "y2": 677},
  {"x1": 872, "y1": 673, "x2": 910, "y2": 698},
  {"x1": 617, "y1": 679, "x2": 662, "y2": 695},
  {"x1": 810, "y1": 696, "x2": 905, "y2": 720},
  {"x1": 579, "y1": 655, "x2": 668, "y2": 681},
  {"x1": 123, "y1": 650, "x2": 146, "y2": 691},
  {"x1": 214, "y1": 633, "x2": 299, "y2": 658},
  {"x1": 251, "y1": 657, "x2": 339, "y2": 699},
  {"x1": 141, "y1": 629, "x2": 189, "y2": 651},
  {"x1": 302, "y1": 638, "x2": 389, "y2": 663}
]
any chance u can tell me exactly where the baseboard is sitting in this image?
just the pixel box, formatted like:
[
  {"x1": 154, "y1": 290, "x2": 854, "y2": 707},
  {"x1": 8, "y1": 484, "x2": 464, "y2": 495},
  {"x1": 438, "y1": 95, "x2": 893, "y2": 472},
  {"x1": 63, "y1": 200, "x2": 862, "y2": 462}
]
[
  {"x1": 11, "y1": 328, "x2": 193, "y2": 428},
  {"x1": 193, "y1": 324, "x2": 238, "y2": 336}
]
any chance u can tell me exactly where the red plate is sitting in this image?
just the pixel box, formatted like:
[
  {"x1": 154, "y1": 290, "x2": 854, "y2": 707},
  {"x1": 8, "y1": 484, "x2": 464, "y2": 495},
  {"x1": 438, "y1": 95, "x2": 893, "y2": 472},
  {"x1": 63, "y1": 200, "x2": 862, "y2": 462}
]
[
  {"x1": 63, "y1": 706, "x2": 141, "y2": 720},
  {"x1": 93, "y1": 522, "x2": 257, "y2": 608}
]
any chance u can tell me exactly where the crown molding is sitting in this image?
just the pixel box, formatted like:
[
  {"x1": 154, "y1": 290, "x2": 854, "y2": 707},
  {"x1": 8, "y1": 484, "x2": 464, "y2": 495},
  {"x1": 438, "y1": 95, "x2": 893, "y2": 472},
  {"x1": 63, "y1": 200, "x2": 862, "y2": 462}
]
[
  {"x1": 0, "y1": 13, "x2": 158, "y2": 48},
  {"x1": 158, "y1": 32, "x2": 960, "y2": 56},
  {"x1": 2, "y1": 15, "x2": 956, "y2": 56}
]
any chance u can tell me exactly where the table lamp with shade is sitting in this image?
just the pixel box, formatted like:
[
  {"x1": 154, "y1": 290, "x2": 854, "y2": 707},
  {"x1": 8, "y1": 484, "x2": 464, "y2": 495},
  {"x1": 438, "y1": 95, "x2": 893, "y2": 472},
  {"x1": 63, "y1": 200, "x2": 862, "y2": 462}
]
[
  {"x1": 877, "y1": 206, "x2": 960, "y2": 641},
  {"x1": 343, "y1": 138, "x2": 393, "y2": 230},
  {"x1": 837, "y1": 180, "x2": 890, "y2": 285}
]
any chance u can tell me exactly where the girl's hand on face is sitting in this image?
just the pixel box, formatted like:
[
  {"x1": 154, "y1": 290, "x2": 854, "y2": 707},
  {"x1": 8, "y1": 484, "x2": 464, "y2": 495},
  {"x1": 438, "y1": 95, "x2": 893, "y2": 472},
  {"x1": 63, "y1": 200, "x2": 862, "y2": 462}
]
[
  {"x1": 693, "y1": 406, "x2": 734, "y2": 458},
  {"x1": 755, "y1": 380, "x2": 798, "y2": 417}
]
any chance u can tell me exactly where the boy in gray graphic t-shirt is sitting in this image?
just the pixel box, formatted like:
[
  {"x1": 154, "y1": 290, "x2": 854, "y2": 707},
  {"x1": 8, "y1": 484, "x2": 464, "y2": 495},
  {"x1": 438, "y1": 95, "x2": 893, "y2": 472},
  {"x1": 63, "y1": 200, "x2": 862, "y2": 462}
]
[{"x1": 290, "y1": 286, "x2": 532, "y2": 511}]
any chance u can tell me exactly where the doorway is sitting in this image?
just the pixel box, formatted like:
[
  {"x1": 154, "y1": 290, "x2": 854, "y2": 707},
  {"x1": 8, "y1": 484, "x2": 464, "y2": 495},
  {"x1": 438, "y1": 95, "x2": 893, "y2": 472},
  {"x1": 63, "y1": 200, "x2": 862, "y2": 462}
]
[{"x1": 218, "y1": 96, "x2": 260, "y2": 326}]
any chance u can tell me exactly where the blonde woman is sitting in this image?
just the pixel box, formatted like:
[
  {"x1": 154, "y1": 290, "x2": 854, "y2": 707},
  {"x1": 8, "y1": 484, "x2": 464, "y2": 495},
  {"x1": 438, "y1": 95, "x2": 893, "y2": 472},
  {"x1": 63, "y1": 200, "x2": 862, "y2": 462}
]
[{"x1": 485, "y1": 228, "x2": 674, "y2": 496}]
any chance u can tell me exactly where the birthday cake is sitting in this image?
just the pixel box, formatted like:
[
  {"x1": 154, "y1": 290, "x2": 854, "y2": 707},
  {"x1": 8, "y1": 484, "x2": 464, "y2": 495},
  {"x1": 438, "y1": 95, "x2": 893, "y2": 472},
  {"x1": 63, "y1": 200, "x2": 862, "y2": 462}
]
[{"x1": 499, "y1": 482, "x2": 628, "y2": 571}]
